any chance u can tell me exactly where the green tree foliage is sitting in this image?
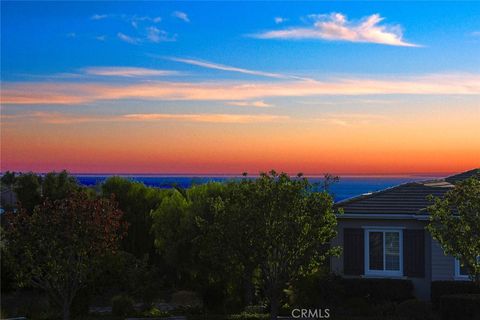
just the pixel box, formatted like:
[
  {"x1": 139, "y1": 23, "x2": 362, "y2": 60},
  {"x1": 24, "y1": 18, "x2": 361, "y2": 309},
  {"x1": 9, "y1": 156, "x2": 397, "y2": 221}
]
[
  {"x1": 13, "y1": 172, "x2": 42, "y2": 213},
  {"x1": 101, "y1": 177, "x2": 168, "y2": 259},
  {"x1": 4, "y1": 193, "x2": 126, "y2": 320},
  {"x1": 0, "y1": 171, "x2": 16, "y2": 187},
  {"x1": 151, "y1": 182, "x2": 233, "y2": 310},
  {"x1": 10, "y1": 170, "x2": 81, "y2": 213},
  {"x1": 427, "y1": 177, "x2": 480, "y2": 285},
  {"x1": 42, "y1": 170, "x2": 80, "y2": 201},
  {"x1": 151, "y1": 172, "x2": 340, "y2": 319},
  {"x1": 248, "y1": 171, "x2": 339, "y2": 320}
]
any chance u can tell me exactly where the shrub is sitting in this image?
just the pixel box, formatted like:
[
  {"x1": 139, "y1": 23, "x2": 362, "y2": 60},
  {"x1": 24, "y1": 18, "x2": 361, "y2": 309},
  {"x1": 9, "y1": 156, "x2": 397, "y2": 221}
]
[
  {"x1": 111, "y1": 294, "x2": 135, "y2": 316},
  {"x1": 343, "y1": 297, "x2": 372, "y2": 316},
  {"x1": 439, "y1": 294, "x2": 480, "y2": 320},
  {"x1": 342, "y1": 278, "x2": 414, "y2": 303},
  {"x1": 431, "y1": 281, "x2": 480, "y2": 306},
  {"x1": 288, "y1": 273, "x2": 345, "y2": 308},
  {"x1": 171, "y1": 290, "x2": 203, "y2": 307},
  {"x1": 228, "y1": 313, "x2": 270, "y2": 320},
  {"x1": 142, "y1": 307, "x2": 171, "y2": 317},
  {"x1": 395, "y1": 299, "x2": 434, "y2": 320}
]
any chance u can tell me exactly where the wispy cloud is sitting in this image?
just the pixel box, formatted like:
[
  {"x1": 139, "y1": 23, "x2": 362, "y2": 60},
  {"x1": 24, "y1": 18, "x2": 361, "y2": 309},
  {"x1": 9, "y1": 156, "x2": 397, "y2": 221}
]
[
  {"x1": 252, "y1": 12, "x2": 420, "y2": 47},
  {"x1": 96, "y1": 35, "x2": 107, "y2": 41},
  {"x1": 2, "y1": 112, "x2": 287, "y2": 124},
  {"x1": 2, "y1": 73, "x2": 479, "y2": 105},
  {"x1": 82, "y1": 67, "x2": 180, "y2": 77},
  {"x1": 314, "y1": 113, "x2": 389, "y2": 126},
  {"x1": 168, "y1": 57, "x2": 311, "y2": 80},
  {"x1": 147, "y1": 27, "x2": 176, "y2": 42},
  {"x1": 274, "y1": 17, "x2": 287, "y2": 24},
  {"x1": 227, "y1": 100, "x2": 273, "y2": 108},
  {"x1": 123, "y1": 113, "x2": 285, "y2": 123},
  {"x1": 117, "y1": 32, "x2": 140, "y2": 44},
  {"x1": 172, "y1": 11, "x2": 190, "y2": 22},
  {"x1": 131, "y1": 15, "x2": 162, "y2": 28},
  {"x1": 471, "y1": 31, "x2": 480, "y2": 37},
  {"x1": 91, "y1": 14, "x2": 108, "y2": 21},
  {"x1": 66, "y1": 32, "x2": 76, "y2": 38}
]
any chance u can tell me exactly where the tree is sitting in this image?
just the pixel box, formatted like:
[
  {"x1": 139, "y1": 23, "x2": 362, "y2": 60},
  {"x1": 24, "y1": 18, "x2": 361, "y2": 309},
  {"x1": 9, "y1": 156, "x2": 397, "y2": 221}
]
[
  {"x1": 42, "y1": 170, "x2": 80, "y2": 201},
  {"x1": 4, "y1": 193, "x2": 126, "y2": 320},
  {"x1": 102, "y1": 177, "x2": 167, "y2": 259},
  {"x1": 13, "y1": 172, "x2": 42, "y2": 213},
  {"x1": 0, "y1": 171, "x2": 16, "y2": 187},
  {"x1": 12, "y1": 171, "x2": 82, "y2": 213},
  {"x1": 252, "y1": 171, "x2": 339, "y2": 320},
  {"x1": 427, "y1": 177, "x2": 480, "y2": 285}
]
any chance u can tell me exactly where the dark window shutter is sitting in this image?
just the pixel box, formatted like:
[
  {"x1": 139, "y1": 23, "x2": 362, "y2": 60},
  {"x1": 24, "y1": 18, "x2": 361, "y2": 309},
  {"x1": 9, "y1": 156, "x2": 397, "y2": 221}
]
[
  {"x1": 403, "y1": 229, "x2": 425, "y2": 278},
  {"x1": 344, "y1": 228, "x2": 364, "y2": 275}
]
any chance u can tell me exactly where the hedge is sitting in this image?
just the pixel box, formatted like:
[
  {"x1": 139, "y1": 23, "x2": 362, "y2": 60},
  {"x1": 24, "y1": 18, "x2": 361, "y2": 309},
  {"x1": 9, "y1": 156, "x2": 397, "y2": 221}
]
[
  {"x1": 342, "y1": 278, "x2": 414, "y2": 303},
  {"x1": 431, "y1": 281, "x2": 480, "y2": 306},
  {"x1": 439, "y1": 294, "x2": 480, "y2": 320},
  {"x1": 289, "y1": 274, "x2": 414, "y2": 309}
]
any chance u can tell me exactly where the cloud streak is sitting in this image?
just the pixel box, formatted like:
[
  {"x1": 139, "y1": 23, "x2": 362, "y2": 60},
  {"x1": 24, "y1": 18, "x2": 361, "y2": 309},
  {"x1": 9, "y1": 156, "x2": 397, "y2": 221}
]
[
  {"x1": 168, "y1": 57, "x2": 311, "y2": 80},
  {"x1": 252, "y1": 12, "x2": 420, "y2": 47},
  {"x1": 2, "y1": 73, "x2": 479, "y2": 105},
  {"x1": 172, "y1": 11, "x2": 190, "y2": 22},
  {"x1": 227, "y1": 100, "x2": 273, "y2": 108},
  {"x1": 117, "y1": 32, "x2": 140, "y2": 44},
  {"x1": 82, "y1": 67, "x2": 180, "y2": 77},
  {"x1": 147, "y1": 27, "x2": 176, "y2": 42},
  {"x1": 2, "y1": 112, "x2": 288, "y2": 124}
]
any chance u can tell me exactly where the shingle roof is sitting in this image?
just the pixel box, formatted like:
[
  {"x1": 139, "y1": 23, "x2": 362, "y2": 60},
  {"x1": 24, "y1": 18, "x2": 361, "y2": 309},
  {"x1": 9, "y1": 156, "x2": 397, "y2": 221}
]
[
  {"x1": 445, "y1": 168, "x2": 480, "y2": 184},
  {"x1": 335, "y1": 168, "x2": 479, "y2": 215}
]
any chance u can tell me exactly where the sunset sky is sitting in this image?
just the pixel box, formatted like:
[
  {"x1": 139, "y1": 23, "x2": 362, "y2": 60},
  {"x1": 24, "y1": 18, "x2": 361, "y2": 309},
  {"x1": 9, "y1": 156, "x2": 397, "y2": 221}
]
[{"x1": 1, "y1": 1, "x2": 479, "y2": 175}]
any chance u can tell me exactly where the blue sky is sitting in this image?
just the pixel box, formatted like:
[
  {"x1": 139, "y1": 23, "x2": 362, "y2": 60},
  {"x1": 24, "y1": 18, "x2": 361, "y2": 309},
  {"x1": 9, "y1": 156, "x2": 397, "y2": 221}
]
[
  {"x1": 2, "y1": 1, "x2": 479, "y2": 79},
  {"x1": 1, "y1": 1, "x2": 479, "y2": 174}
]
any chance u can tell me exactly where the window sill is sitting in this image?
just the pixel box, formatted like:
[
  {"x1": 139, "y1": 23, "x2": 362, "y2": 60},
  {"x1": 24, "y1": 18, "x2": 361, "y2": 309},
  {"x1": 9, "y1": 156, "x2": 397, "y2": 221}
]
[{"x1": 363, "y1": 272, "x2": 405, "y2": 279}]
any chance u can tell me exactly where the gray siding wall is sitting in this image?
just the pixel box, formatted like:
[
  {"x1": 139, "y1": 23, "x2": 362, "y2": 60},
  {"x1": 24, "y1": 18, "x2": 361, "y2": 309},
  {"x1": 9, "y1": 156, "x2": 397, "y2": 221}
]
[
  {"x1": 331, "y1": 218, "x2": 432, "y2": 300},
  {"x1": 431, "y1": 239, "x2": 456, "y2": 281}
]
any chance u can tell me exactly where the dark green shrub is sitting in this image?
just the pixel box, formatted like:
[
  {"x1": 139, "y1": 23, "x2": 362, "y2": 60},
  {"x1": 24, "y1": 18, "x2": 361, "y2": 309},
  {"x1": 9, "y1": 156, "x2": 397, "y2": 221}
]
[
  {"x1": 288, "y1": 273, "x2": 345, "y2": 308},
  {"x1": 439, "y1": 294, "x2": 480, "y2": 320},
  {"x1": 111, "y1": 294, "x2": 135, "y2": 316},
  {"x1": 396, "y1": 299, "x2": 434, "y2": 320},
  {"x1": 343, "y1": 297, "x2": 372, "y2": 316},
  {"x1": 142, "y1": 307, "x2": 171, "y2": 317},
  {"x1": 228, "y1": 313, "x2": 270, "y2": 320},
  {"x1": 244, "y1": 305, "x2": 266, "y2": 314},
  {"x1": 431, "y1": 281, "x2": 480, "y2": 306},
  {"x1": 342, "y1": 278, "x2": 413, "y2": 303}
]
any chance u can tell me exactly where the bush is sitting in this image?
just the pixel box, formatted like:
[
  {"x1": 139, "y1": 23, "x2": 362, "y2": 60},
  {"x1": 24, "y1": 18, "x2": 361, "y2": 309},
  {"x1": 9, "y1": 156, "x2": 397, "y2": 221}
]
[
  {"x1": 171, "y1": 290, "x2": 203, "y2": 307},
  {"x1": 244, "y1": 305, "x2": 266, "y2": 314},
  {"x1": 228, "y1": 313, "x2": 270, "y2": 320},
  {"x1": 111, "y1": 294, "x2": 135, "y2": 316},
  {"x1": 142, "y1": 307, "x2": 171, "y2": 317},
  {"x1": 395, "y1": 299, "x2": 434, "y2": 320},
  {"x1": 343, "y1": 297, "x2": 372, "y2": 316},
  {"x1": 342, "y1": 278, "x2": 414, "y2": 303},
  {"x1": 439, "y1": 294, "x2": 480, "y2": 320},
  {"x1": 431, "y1": 281, "x2": 480, "y2": 306},
  {"x1": 288, "y1": 273, "x2": 345, "y2": 308}
]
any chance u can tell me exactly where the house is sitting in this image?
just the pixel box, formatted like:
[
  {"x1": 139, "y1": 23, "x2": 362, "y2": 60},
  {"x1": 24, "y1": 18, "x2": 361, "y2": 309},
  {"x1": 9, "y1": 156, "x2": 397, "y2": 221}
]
[{"x1": 331, "y1": 168, "x2": 480, "y2": 300}]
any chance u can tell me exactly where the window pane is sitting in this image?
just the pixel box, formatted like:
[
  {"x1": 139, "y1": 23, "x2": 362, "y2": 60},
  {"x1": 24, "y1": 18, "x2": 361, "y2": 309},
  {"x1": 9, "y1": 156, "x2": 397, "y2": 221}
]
[
  {"x1": 369, "y1": 232, "x2": 384, "y2": 270},
  {"x1": 385, "y1": 232, "x2": 400, "y2": 271}
]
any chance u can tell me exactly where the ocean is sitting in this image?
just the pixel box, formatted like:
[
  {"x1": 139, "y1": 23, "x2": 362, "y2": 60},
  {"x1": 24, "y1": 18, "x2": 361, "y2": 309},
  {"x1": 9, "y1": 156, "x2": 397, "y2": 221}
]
[{"x1": 75, "y1": 175, "x2": 440, "y2": 202}]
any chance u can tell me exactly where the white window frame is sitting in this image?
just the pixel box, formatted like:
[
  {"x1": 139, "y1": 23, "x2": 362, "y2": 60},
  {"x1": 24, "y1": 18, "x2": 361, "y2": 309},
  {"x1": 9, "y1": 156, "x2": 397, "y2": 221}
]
[
  {"x1": 454, "y1": 258, "x2": 472, "y2": 281},
  {"x1": 364, "y1": 228, "x2": 403, "y2": 277},
  {"x1": 455, "y1": 258, "x2": 470, "y2": 280}
]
